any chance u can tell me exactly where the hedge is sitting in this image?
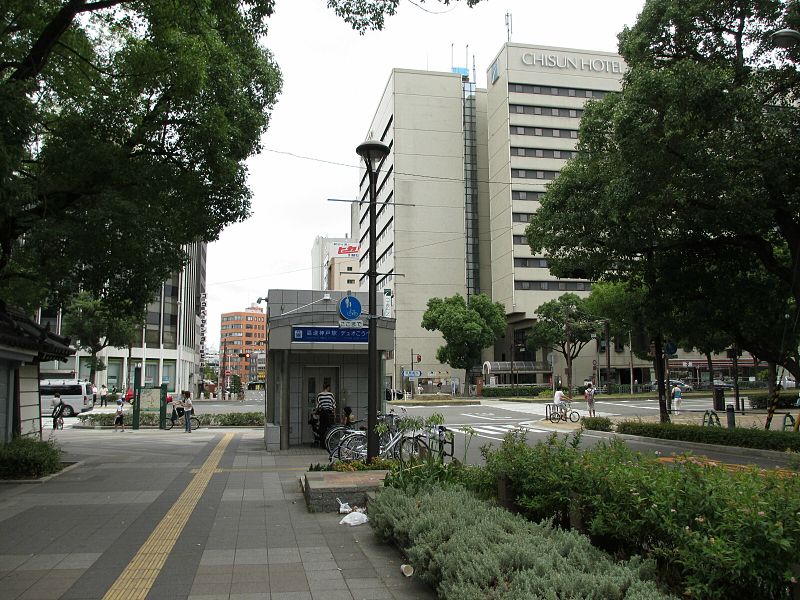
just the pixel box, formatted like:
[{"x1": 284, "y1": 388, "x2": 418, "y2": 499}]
[
  {"x1": 369, "y1": 484, "x2": 675, "y2": 600},
  {"x1": 475, "y1": 431, "x2": 800, "y2": 600},
  {"x1": 0, "y1": 436, "x2": 63, "y2": 479},
  {"x1": 745, "y1": 391, "x2": 798, "y2": 410},
  {"x1": 77, "y1": 411, "x2": 264, "y2": 427},
  {"x1": 480, "y1": 385, "x2": 546, "y2": 398},
  {"x1": 616, "y1": 421, "x2": 800, "y2": 452},
  {"x1": 581, "y1": 416, "x2": 613, "y2": 432}
]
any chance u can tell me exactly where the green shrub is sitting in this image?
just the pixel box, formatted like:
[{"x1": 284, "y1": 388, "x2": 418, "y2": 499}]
[
  {"x1": 480, "y1": 385, "x2": 546, "y2": 398},
  {"x1": 581, "y1": 416, "x2": 613, "y2": 432},
  {"x1": 745, "y1": 390, "x2": 797, "y2": 410},
  {"x1": 369, "y1": 484, "x2": 675, "y2": 600},
  {"x1": 0, "y1": 436, "x2": 63, "y2": 479},
  {"x1": 77, "y1": 411, "x2": 264, "y2": 427},
  {"x1": 616, "y1": 421, "x2": 800, "y2": 452},
  {"x1": 478, "y1": 432, "x2": 800, "y2": 599}
]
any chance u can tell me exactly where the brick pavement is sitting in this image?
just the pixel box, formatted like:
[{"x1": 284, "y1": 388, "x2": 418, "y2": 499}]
[{"x1": 0, "y1": 429, "x2": 434, "y2": 600}]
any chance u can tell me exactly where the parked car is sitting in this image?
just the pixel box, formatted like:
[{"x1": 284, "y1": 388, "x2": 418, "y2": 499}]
[
  {"x1": 712, "y1": 379, "x2": 734, "y2": 389},
  {"x1": 39, "y1": 380, "x2": 94, "y2": 417},
  {"x1": 644, "y1": 379, "x2": 693, "y2": 393}
]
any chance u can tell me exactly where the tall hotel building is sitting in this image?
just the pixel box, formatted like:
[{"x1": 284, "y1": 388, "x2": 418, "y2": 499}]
[{"x1": 355, "y1": 44, "x2": 650, "y2": 387}]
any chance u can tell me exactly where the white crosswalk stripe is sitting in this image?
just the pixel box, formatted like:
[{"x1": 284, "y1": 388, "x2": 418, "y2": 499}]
[{"x1": 453, "y1": 422, "x2": 550, "y2": 438}]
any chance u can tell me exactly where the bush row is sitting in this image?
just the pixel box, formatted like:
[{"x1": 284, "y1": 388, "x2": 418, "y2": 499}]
[
  {"x1": 0, "y1": 436, "x2": 63, "y2": 479},
  {"x1": 615, "y1": 421, "x2": 800, "y2": 452},
  {"x1": 745, "y1": 390, "x2": 798, "y2": 410},
  {"x1": 581, "y1": 416, "x2": 613, "y2": 431},
  {"x1": 480, "y1": 385, "x2": 546, "y2": 398},
  {"x1": 369, "y1": 483, "x2": 675, "y2": 600},
  {"x1": 470, "y1": 431, "x2": 800, "y2": 600},
  {"x1": 77, "y1": 412, "x2": 264, "y2": 427}
]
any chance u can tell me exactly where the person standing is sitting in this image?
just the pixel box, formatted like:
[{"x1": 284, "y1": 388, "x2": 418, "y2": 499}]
[
  {"x1": 585, "y1": 383, "x2": 597, "y2": 418},
  {"x1": 114, "y1": 399, "x2": 125, "y2": 432},
  {"x1": 100, "y1": 384, "x2": 108, "y2": 407},
  {"x1": 182, "y1": 391, "x2": 194, "y2": 433},
  {"x1": 671, "y1": 383, "x2": 683, "y2": 415},
  {"x1": 315, "y1": 383, "x2": 336, "y2": 442}
]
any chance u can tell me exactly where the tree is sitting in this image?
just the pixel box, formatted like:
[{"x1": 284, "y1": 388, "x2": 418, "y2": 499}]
[
  {"x1": 421, "y1": 293, "x2": 505, "y2": 377},
  {"x1": 61, "y1": 291, "x2": 143, "y2": 384},
  {"x1": 525, "y1": 294, "x2": 601, "y2": 393},
  {"x1": 327, "y1": 0, "x2": 484, "y2": 33},
  {"x1": 0, "y1": 1, "x2": 283, "y2": 312},
  {"x1": 527, "y1": 0, "x2": 800, "y2": 414}
]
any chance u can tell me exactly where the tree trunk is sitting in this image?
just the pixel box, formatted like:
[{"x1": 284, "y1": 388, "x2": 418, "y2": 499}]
[
  {"x1": 705, "y1": 352, "x2": 713, "y2": 389},
  {"x1": 732, "y1": 345, "x2": 741, "y2": 413},
  {"x1": 654, "y1": 333, "x2": 669, "y2": 423},
  {"x1": 765, "y1": 362, "x2": 779, "y2": 430}
]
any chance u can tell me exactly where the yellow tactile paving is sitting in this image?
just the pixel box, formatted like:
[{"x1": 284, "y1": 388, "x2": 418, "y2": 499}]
[{"x1": 102, "y1": 433, "x2": 234, "y2": 600}]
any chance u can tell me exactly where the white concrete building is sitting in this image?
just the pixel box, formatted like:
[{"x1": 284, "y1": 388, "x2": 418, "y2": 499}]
[{"x1": 353, "y1": 45, "x2": 657, "y2": 389}]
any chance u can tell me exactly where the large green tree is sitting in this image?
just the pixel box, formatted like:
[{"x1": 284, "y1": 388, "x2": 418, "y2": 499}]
[
  {"x1": 527, "y1": 0, "x2": 800, "y2": 417},
  {"x1": 421, "y1": 293, "x2": 505, "y2": 376},
  {"x1": 61, "y1": 291, "x2": 143, "y2": 384}
]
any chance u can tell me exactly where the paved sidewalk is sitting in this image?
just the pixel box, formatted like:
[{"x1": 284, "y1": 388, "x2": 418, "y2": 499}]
[{"x1": 0, "y1": 429, "x2": 434, "y2": 600}]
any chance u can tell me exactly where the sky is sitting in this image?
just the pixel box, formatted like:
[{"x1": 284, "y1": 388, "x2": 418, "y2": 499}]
[{"x1": 204, "y1": 0, "x2": 646, "y2": 349}]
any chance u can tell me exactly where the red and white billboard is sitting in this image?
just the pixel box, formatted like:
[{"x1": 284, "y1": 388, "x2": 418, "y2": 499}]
[{"x1": 336, "y1": 243, "x2": 360, "y2": 257}]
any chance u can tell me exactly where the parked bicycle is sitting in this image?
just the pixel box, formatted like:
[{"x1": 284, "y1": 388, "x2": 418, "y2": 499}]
[
  {"x1": 549, "y1": 401, "x2": 581, "y2": 423},
  {"x1": 335, "y1": 407, "x2": 425, "y2": 462}
]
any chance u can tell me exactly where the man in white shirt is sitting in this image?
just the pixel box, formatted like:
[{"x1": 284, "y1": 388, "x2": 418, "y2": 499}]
[{"x1": 553, "y1": 386, "x2": 571, "y2": 418}]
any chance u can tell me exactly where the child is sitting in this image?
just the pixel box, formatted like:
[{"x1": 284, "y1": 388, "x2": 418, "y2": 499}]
[
  {"x1": 114, "y1": 399, "x2": 125, "y2": 431},
  {"x1": 342, "y1": 406, "x2": 356, "y2": 425}
]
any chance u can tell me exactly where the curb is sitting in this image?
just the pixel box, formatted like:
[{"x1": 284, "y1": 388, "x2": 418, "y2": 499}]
[
  {"x1": 73, "y1": 425, "x2": 263, "y2": 430},
  {"x1": 601, "y1": 432, "x2": 795, "y2": 462},
  {"x1": 0, "y1": 461, "x2": 82, "y2": 485},
  {"x1": 388, "y1": 400, "x2": 480, "y2": 407}
]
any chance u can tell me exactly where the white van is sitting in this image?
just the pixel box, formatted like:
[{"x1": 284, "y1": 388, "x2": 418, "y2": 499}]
[{"x1": 40, "y1": 380, "x2": 94, "y2": 417}]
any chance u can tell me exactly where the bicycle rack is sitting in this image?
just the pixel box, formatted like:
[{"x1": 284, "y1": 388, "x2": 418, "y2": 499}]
[
  {"x1": 782, "y1": 413, "x2": 796, "y2": 431},
  {"x1": 702, "y1": 410, "x2": 721, "y2": 427},
  {"x1": 545, "y1": 403, "x2": 556, "y2": 420}
]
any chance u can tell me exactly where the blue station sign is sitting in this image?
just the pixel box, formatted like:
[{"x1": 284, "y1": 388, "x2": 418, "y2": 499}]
[{"x1": 292, "y1": 326, "x2": 368, "y2": 344}]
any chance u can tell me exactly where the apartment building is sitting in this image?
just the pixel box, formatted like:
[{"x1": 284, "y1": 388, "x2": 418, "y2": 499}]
[{"x1": 219, "y1": 304, "x2": 267, "y2": 385}]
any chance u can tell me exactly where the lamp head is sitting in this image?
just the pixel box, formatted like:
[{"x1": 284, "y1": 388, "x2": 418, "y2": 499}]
[
  {"x1": 356, "y1": 140, "x2": 390, "y2": 171},
  {"x1": 771, "y1": 28, "x2": 800, "y2": 48}
]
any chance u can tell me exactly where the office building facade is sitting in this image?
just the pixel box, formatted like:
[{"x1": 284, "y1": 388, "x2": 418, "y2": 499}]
[
  {"x1": 219, "y1": 304, "x2": 266, "y2": 386},
  {"x1": 354, "y1": 46, "x2": 658, "y2": 388}
]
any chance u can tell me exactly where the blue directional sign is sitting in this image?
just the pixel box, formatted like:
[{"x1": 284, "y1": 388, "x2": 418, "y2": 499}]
[
  {"x1": 339, "y1": 295, "x2": 362, "y2": 320},
  {"x1": 402, "y1": 370, "x2": 422, "y2": 378},
  {"x1": 292, "y1": 326, "x2": 368, "y2": 344}
]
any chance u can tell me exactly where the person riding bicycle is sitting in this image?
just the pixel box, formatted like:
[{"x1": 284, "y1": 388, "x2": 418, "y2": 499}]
[
  {"x1": 170, "y1": 396, "x2": 185, "y2": 426},
  {"x1": 51, "y1": 393, "x2": 65, "y2": 430},
  {"x1": 553, "y1": 386, "x2": 571, "y2": 418}
]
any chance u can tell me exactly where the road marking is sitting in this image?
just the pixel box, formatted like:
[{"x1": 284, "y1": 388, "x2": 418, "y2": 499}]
[
  {"x1": 453, "y1": 422, "x2": 550, "y2": 439},
  {"x1": 102, "y1": 433, "x2": 233, "y2": 600}
]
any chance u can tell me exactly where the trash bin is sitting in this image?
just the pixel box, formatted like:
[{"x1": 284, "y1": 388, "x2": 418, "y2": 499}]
[{"x1": 713, "y1": 387, "x2": 725, "y2": 411}]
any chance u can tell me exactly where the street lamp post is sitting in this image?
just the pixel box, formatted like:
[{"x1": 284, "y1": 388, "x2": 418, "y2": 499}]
[{"x1": 356, "y1": 139, "x2": 390, "y2": 461}]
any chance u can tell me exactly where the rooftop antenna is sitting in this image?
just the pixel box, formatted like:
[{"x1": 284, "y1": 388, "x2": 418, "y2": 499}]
[{"x1": 505, "y1": 11, "x2": 513, "y2": 42}]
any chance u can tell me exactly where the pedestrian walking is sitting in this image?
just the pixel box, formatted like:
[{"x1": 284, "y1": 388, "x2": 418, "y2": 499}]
[
  {"x1": 182, "y1": 391, "x2": 194, "y2": 433},
  {"x1": 100, "y1": 384, "x2": 108, "y2": 407},
  {"x1": 315, "y1": 383, "x2": 336, "y2": 442},
  {"x1": 585, "y1": 383, "x2": 597, "y2": 417},
  {"x1": 114, "y1": 399, "x2": 125, "y2": 431},
  {"x1": 450, "y1": 379, "x2": 457, "y2": 396},
  {"x1": 671, "y1": 384, "x2": 682, "y2": 415}
]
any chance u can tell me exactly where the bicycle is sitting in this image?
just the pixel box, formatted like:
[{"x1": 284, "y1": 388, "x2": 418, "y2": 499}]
[
  {"x1": 165, "y1": 410, "x2": 200, "y2": 431},
  {"x1": 324, "y1": 419, "x2": 366, "y2": 456},
  {"x1": 336, "y1": 428, "x2": 426, "y2": 462},
  {"x1": 549, "y1": 402, "x2": 581, "y2": 423}
]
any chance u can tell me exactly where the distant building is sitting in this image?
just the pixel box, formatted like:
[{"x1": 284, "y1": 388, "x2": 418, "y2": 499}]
[
  {"x1": 219, "y1": 304, "x2": 266, "y2": 386},
  {"x1": 311, "y1": 236, "x2": 358, "y2": 290}
]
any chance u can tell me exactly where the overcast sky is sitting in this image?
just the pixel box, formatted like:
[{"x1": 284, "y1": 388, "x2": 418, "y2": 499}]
[{"x1": 204, "y1": 0, "x2": 645, "y2": 349}]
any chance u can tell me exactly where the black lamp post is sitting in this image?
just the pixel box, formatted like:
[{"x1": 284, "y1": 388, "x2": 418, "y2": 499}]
[{"x1": 356, "y1": 139, "x2": 390, "y2": 460}]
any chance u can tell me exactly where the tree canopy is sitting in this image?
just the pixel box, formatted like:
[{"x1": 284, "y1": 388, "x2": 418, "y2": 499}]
[
  {"x1": 526, "y1": 0, "x2": 800, "y2": 383},
  {"x1": 526, "y1": 293, "x2": 601, "y2": 391},
  {"x1": 421, "y1": 293, "x2": 505, "y2": 374}
]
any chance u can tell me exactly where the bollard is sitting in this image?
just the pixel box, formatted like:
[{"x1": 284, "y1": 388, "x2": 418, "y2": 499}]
[{"x1": 726, "y1": 404, "x2": 736, "y2": 429}]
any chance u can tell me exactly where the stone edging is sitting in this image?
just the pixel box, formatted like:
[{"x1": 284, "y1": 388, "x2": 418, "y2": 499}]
[{"x1": 0, "y1": 461, "x2": 81, "y2": 485}]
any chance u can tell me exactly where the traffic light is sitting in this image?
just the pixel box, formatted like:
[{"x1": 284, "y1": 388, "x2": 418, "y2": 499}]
[{"x1": 238, "y1": 352, "x2": 251, "y2": 359}]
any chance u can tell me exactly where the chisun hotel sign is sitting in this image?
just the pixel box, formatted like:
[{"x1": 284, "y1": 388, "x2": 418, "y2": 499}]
[{"x1": 521, "y1": 52, "x2": 625, "y2": 74}]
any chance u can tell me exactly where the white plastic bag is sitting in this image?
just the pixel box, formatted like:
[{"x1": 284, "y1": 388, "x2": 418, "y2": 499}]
[
  {"x1": 336, "y1": 498, "x2": 351, "y2": 514},
  {"x1": 339, "y1": 511, "x2": 369, "y2": 526}
]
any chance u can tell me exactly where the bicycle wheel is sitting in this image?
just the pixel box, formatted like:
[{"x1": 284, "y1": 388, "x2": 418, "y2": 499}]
[
  {"x1": 337, "y1": 432, "x2": 367, "y2": 462},
  {"x1": 397, "y1": 436, "x2": 428, "y2": 462},
  {"x1": 190, "y1": 417, "x2": 200, "y2": 430},
  {"x1": 569, "y1": 410, "x2": 580, "y2": 423},
  {"x1": 549, "y1": 409, "x2": 562, "y2": 423},
  {"x1": 325, "y1": 425, "x2": 348, "y2": 453},
  {"x1": 165, "y1": 418, "x2": 174, "y2": 430}
]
